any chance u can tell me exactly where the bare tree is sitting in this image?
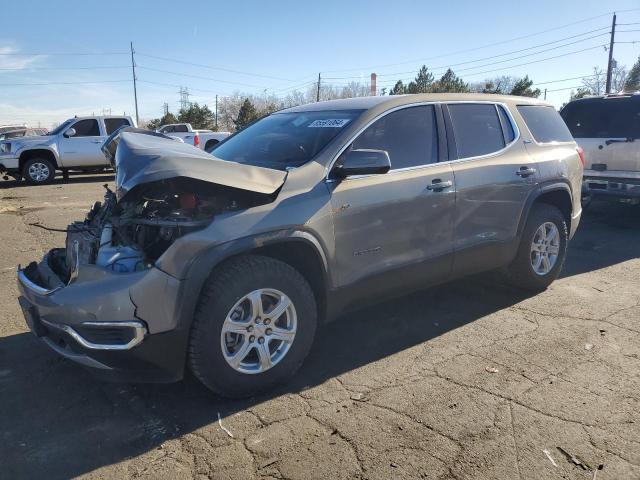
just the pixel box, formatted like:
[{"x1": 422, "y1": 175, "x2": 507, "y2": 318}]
[{"x1": 582, "y1": 65, "x2": 627, "y2": 95}]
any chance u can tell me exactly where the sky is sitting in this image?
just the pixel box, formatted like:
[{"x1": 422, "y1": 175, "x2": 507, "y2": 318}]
[{"x1": 1, "y1": 0, "x2": 639, "y2": 127}]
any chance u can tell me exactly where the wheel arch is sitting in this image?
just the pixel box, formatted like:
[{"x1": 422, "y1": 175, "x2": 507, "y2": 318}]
[
  {"x1": 19, "y1": 148, "x2": 59, "y2": 171},
  {"x1": 175, "y1": 230, "x2": 332, "y2": 334},
  {"x1": 517, "y1": 181, "x2": 573, "y2": 238}
]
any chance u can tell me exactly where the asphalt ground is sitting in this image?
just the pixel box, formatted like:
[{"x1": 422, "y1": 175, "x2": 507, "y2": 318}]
[{"x1": 1, "y1": 174, "x2": 639, "y2": 480}]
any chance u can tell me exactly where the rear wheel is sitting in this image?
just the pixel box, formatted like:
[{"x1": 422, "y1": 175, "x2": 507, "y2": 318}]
[
  {"x1": 22, "y1": 157, "x2": 55, "y2": 185},
  {"x1": 188, "y1": 255, "x2": 317, "y2": 398},
  {"x1": 507, "y1": 204, "x2": 568, "y2": 291}
]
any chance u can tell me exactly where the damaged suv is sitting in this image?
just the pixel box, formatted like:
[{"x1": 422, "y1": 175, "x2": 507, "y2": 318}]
[{"x1": 17, "y1": 94, "x2": 583, "y2": 397}]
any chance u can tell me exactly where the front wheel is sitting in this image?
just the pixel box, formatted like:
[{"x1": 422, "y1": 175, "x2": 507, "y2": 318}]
[
  {"x1": 22, "y1": 157, "x2": 55, "y2": 185},
  {"x1": 188, "y1": 255, "x2": 317, "y2": 398},
  {"x1": 506, "y1": 204, "x2": 568, "y2": 291}
]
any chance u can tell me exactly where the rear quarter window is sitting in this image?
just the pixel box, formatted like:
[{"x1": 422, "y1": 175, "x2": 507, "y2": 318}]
[{"x1": 518, "y1": 105, "x2": 573, "y2": 143}]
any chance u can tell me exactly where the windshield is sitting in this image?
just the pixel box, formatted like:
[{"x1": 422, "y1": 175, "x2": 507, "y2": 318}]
[
  {"x1": 48, "y1": 119, "x2": 74, "y2": 136},
  {"x1": 211, "y1": 110, "x2": 363, "y2": 170}
]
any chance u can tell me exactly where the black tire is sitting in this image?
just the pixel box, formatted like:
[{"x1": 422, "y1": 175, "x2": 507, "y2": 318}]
[
  {"x1": 507, "y1": 203, "x2": 568, "y2": 291},
  {"x1": 22, "y1": 157, "x2": 55, "y2": 185},
  {"x1": 204, "y1": 139, "x2": 219, "y2": 153},
  {"x1": 188, "y1": 255, "x2": 317, "y2": 398}
]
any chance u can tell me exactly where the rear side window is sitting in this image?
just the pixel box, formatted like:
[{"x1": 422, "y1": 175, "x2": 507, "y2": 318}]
[
  {"x1": 71, "y1": 119, "x2": 100, "y2": 137},
  {"x1": 352, "y1": 105, "x2": 438, "y2": 169},
  {"x1": 174, "y1": 125, "x2": 189, "y2": 133},
  {"x1": 518, "y1": 105, "x2": 573, "y2": 143},
  {"x1": 560, "y1": 98, "x2": 640, "y2": 138},
  {"x1": 104, "y1": 118, "x2": 131, "y2": 135},
  {"x1": 448, "y1": 103, "x2": 505, "y2": 158}
]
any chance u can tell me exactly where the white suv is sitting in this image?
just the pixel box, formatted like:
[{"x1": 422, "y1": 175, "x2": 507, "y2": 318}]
[
  {"x1": 0, "y1": 115, "x2": 135, "y2": 184},
  {"x1": 561, "y1": 93, "x2": 640, "y2": 205}
]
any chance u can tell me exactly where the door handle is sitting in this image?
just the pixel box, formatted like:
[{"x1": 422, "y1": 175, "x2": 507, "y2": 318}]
[
  {"x1": 516, "y1": 167, "x2": 536, "y2": 177},
  {"x1": 426, "y1": 179, "x2": 453, "y2": 191},
  {"x1": 91, "y1": 140, "x2": 103, "y2": 144}
]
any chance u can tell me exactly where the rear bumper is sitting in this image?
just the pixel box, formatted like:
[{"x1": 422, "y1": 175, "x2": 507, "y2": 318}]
[
  {"x1": 583, "y1": 174, "x2": 640, "y2": 201},
  {"x1": 16, "y1": 251, "x2": 189, "y2": 382}
]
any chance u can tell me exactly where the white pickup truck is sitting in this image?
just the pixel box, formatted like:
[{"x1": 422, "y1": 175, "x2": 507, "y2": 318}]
[
  {"x1": 0, "y1": 115, "x2": 135, "y2": 184},
  {"x1": 156, "y1": 123, "x2": 230, "y2": 151}
]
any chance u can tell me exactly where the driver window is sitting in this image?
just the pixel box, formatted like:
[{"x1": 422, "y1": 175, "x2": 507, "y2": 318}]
[
  {"x1": 351, "y1": 105, "x2": 438, "y2": 169},
  {"x1": 70, "y1": 119, "x2": 100, "y2": 137}
]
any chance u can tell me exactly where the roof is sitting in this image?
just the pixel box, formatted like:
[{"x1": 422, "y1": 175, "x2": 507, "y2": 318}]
[{"x1": 280, "y1": 93, "x2": 551, "y2": 113}]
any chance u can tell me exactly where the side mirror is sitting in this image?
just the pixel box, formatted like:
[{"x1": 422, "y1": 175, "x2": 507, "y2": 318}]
[
  {"x1": 333, "y1": 149, "x2": 391, "y2": 178},
  {"x1": 64, "y1": 128, "x2": 76, "y2": 138}
]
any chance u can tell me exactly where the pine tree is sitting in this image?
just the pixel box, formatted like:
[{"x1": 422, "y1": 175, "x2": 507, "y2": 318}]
[
  {"x1": 389, "y1": 80, "x2": 406, "y2": 95},
  {"x1": 431, "y1": 69, "x2": 469, "y2": 93},
  {"x1": 625, "y1": 56, "x2": 640, "y2": 92},
  {"x1": 510, "y1": 76, "x2": 541, "y2": 98},
  {"x1": 234, "y1": 98, "x2": 260, "y2": 131},
  {"x1": 178, "y1": 103, "x2": 215, "y2": 129},
  {"x1": 413, "y1": 65, "x2": 434, "y2": 93}
]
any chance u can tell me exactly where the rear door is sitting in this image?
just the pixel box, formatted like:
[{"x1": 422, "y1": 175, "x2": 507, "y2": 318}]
[
  {"x1": 58, "y1": 118, "x2": 106, "y2": 167},
  {"x1": 104, "y1": 117, "x2": 131, "y2": 136},
  {"x1": 561, "y1": 96, "x2": 640, "y2": 173},
  {"x1": 445, "y1": 102, "x2": 535, "y2": 275},
  {"x1": 329, "y1": 104, "x2": 455, "y2": 293}
]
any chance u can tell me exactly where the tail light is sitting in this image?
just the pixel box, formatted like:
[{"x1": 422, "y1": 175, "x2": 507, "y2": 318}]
[
  {"x1": 179, "y1": 192, "x2": 198, "y2": 210},
  {"x1": 194, "y1": 134, "x2": 200, "y2": 147},
  {"x1": 576, "y1": 146, "x2": 585, "y2": 168}
]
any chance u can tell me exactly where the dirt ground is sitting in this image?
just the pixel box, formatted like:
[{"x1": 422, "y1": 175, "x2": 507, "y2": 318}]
[{"x1": 1, "y1": 174, "x2": 639, "y2": 480}]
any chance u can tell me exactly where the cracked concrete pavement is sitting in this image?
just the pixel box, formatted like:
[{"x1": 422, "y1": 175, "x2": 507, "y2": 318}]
[{"x1": 1, "y1": 174, "x2": 639, "y2": 480}]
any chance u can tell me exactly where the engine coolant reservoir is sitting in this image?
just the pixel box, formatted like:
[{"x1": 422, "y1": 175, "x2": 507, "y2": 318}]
[{"x1": 96, "y1": 224, "x2": 145, "y2": 273}]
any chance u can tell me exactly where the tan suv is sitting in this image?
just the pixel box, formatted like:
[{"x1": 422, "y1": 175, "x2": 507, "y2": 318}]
[{"x1": 17, "y1": 94, "x2": 583, "y2": 397}]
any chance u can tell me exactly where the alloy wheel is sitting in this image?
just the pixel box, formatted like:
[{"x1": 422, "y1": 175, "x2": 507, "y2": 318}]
[
  {"x1": 530, "y1": 221, "x2": 560, "y2": 276},
  {"x1": 220, "y1": 288, "x2": 297, "y2": 374},
  {"x1": 28, "y1": 162, "x2": 50, "y2": 182}
]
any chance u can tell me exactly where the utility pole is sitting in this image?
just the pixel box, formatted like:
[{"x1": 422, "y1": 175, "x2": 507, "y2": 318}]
[
  {"x1": 130, "y1": 41, "x2": 139, "y2": 125},
  {"x1": 316, "y1": 73, "x2": 321, "y2": 102},
  {"x1": 544, "y1": 88, "x2": 547, "y2": 100},
  {"x1": 162, "y1": 102, "x2": 169, "y2": 116},
  {"x1": 215, "y1": 95, "x2": 218, "y2": 129},
  {"x1": 605, "y1": 13, "x2": 617, "y2": 94}
]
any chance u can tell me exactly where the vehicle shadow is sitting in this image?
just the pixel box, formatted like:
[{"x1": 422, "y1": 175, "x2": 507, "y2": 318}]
[
  {"x1": 1, "y1": 202, "x2": 637, "y2": 479},
  {"x1": 0, "y1": 173, "x2": 114, "y2": 189},
  {"x1": 561, "y1": 200, "x2": 640, "y2": 278},
  {"x1": 1, "y1": 276, "x2": 530, "y2": 479}
]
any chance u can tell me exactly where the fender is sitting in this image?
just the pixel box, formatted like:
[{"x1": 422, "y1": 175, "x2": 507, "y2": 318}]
[
  {"x1": 17, "y1": 144, "x2": 61, "y2": 166},
  {"x1": 172, "y1": 228, "x2": 331, "y2": 332},
  {"x1": 516, "y1": 179, "x2": 573, "y2": 238}
]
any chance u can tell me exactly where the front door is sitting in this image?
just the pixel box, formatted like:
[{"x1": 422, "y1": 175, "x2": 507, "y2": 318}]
[
  {"x1": 58, "y1": 118, "x2": 106, "y2": 167},
  {"x1": 328, "y1": 104, "x2": 455, "y2": 295}
]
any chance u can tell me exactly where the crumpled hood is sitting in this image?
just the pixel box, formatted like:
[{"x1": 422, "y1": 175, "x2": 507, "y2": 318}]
[{"x1": 103, "y1": 128, "x2": 287, "y2": 200}]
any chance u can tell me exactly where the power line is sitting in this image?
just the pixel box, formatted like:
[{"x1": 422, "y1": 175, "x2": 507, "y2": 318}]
[
  {"x1": 0, "y1": 51, "x2": 128, "y2": 56},
  {"x1": 137, "y1": 65, "x2": 266, "y2": 89},
  {"x1": 0, "y1": 65, "x2": 130, "y2": 71},
  {"x1": 321, "y1": 10, "x2": 629, "y2": 73},
  {"x1": 324, "y1": 27, "x2": 612, "y2": 80},
  {"x1": 373, "y1": 43, "x2": 608, "y2": 85},
  {"x1": 0, "y1": 79, "x2": 130, "y2": 86},
  {"x1": 136, "y1": 52, "x2": 299, "y2": 82}
]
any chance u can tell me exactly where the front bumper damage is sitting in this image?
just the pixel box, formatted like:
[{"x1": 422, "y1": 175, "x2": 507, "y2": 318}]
[
  {"x1": 16, "y1": 129, "x2": 284, "y2": 383},
  {"x1": 17, "y1": 249, "x2": 189, "y2": 382}
]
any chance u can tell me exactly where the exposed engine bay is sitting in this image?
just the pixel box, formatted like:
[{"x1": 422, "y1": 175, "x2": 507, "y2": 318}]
[{"x1": 49, "y1": 177, "x2": 276, "y2": 281}]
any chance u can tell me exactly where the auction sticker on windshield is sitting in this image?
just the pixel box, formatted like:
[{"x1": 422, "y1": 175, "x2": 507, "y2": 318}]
[{"x1": 308, "y1": 119, "x2": 351, "y2": 128}]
